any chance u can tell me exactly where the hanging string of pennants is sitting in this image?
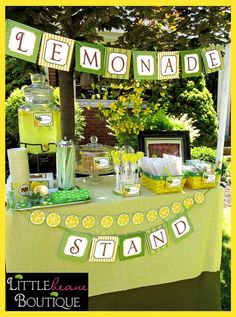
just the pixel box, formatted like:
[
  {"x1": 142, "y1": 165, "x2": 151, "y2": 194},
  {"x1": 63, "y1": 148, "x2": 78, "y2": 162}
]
[
  {"x1": 27, "y1": 190, "x2": 208, "y2": 263},
  {"x1": 5, "y1": 19, "x2": 224, "y2": 80}
]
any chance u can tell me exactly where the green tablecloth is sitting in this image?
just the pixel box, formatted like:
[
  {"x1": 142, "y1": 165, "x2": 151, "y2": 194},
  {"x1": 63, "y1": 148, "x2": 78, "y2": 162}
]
[{"x1": 6, "y1": 176, "x2": 224, "y2": 299}]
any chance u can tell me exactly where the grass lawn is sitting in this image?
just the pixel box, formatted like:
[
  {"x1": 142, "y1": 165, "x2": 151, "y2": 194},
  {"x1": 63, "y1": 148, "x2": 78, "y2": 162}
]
[{"x1": 221, "y1": 207, "x2": 231, "y2": 310}]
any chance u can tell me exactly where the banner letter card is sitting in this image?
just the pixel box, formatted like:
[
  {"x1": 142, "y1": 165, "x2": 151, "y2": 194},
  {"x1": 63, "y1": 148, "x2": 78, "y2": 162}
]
[
  {"x1": 104, "y1": 47, "x2": 131, "y2": 79},
  {"x1": 201, "y1": 45, "x2": 224, "y2": 74},
  {"x1": 180, "y1": 49, "x2": 202, "y2": 78},
  {"x1": 38, "y1": 33, "x2": 74, "y2": 71},
  {"x1": 89, "y1": 236, "x2": 118, "y2": 262},
  {"x1": 5, "y1": 19, "x2": 43, "y2": 63},
  {"x1": 119, "y1": 232, "x2": 145, "y2": 260},
  {"x1": 167, "y1": 214, "x2": 193, "y2": 242},
  {"x1": 158, "y1": 51, "x2": 179, "y2": 80},
  {"x1": 147, "y1": 225, "x2": 169, "y2": 255},
  {"x1": 75, "y1": 41, "x2": 105, "y2": 75},
  {"x1": 58, "y1": 231, "x2": 92, "y2": 261},
  {"x1": 133, "y1": 51, "x2": 158, "y2": 80}
]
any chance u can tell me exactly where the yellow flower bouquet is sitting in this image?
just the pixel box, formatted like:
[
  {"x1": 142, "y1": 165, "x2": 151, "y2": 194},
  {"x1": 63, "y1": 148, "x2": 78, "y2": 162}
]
[{"x1": 94, "y1": 82, "x2": 159, "y2": 147}]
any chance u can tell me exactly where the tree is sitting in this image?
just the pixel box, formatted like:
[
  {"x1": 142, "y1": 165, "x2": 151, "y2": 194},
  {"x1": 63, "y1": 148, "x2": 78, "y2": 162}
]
[{"x1": 117, "y1": 6, "x2": 231, "y2": 50}]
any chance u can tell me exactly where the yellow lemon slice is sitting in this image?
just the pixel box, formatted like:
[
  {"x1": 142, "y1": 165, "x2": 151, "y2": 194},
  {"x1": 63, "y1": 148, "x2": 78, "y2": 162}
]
[
  {"x1": 194, "y1": 192, "x2": 205, "y2": 204},
  {"x1": 183, "y1": 197, "x2": 194, "y2": 209},
  {"x1": 82, "y1": 216, "x2": 95, "y2": 229},
  {"x1": 159, "y1": 207, "x2": 170, "y2": 219},
  {"x1": 117, "y1": 214, "x2": 129, "y2": 227},
  {"x1": 34, "y1": 185, "x2": 48, "y2": 196},
  {"x1": 172, "y1": 202, "x2": 182, "y2": 214},
  {"x1": 30, "y1": 210, "x2": 45, "y2": 225},
  {"x1": 146, "y1": 210, "x2": 158, "y2": 222},
  {"x1": 46, "y1": 213, "x2": 61, "y2": 227},
  {"x1": 65, "y1": 215, "x2": 79, "y2": 228},
  {"x1": 101, "y1": 215, "x2": 113, "y2": 228},
  {"x1": 133, "y1": 212, "x2": 144, "y2": 225}
]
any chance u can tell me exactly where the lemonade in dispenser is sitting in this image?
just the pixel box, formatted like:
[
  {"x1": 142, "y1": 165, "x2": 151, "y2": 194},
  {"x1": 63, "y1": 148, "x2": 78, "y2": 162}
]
[{"x1": 18, "y1": 73, "x2": 61, "y2": 154}]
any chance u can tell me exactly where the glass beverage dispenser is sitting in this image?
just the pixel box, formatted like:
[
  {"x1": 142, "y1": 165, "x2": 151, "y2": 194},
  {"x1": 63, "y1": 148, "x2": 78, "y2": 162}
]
[{"x1": 18, "y1": 74, "x2": 61, "y2": 154}]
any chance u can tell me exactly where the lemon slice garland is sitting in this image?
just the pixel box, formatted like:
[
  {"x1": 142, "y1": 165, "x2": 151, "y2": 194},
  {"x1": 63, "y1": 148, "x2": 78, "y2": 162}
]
[
  {"x1": 133, "y1": 212, "x2": 144, "y2": 225},
  {"x1": 171, "y1": 202, "x2": 182, "y2": 214},
  {"x1": 30, "y1": 210, "x2": 45, "y2": 225},
  {"x1": 65, "y1": 215, "x2": 79, "y2": 229},
  {"x1": 29, "y1": 191, "x2": 207, "y2": 229},
  {"x1": 117, "y1": 214, "x2": 129, "y2": 227},
  {"x1": 194, "y1": 192, "x2": 205, "y2": 204},
  {"x1": 82, "y1": 216, "x2": 95, "y2": 229},
  {"x1": 46, "y1": 213, "x2": 61, "y2": 227},
  {"x1": 158, "y1": 207, "x2": 170, "y2": 219},
  {"x1": 146, "y1": 210, "x2": 158, "y2": 222},
  {"x1": 101, "y1": 215, "x2": 113, "y2": 228},
  {"x1": 183, "y1": 198, "x2": 194, "y2": 209}
]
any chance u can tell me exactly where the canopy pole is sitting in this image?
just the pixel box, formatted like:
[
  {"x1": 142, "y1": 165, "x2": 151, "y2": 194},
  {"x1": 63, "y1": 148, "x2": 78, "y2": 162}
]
[{"x1": 216, "y1": 44, "x2": 231, "y2": 169}]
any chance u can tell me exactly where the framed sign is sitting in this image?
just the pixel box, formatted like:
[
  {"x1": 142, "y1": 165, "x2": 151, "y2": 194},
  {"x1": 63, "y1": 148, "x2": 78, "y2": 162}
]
[{"x1": 138, "y1": 131, "x2": 191, "y2": 162}]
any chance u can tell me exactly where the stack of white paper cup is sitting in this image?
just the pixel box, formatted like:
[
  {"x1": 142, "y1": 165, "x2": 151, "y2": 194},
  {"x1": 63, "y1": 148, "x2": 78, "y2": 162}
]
[{"x1": 7, "y1": 148, "x2": 30, "y2": 201}]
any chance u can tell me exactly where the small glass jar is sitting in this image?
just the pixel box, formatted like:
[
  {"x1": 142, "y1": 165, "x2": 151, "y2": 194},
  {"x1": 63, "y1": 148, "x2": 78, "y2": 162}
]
[
  {"x1": 76, "y1": 136, "x2": 113, "y2": 182},
  {"x1": 56, "y1": 137, "x2": 75, "y2": 190}
]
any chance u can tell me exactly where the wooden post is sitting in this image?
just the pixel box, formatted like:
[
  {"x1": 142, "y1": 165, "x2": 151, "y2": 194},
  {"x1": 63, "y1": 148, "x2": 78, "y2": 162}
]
[{"x1": 216, "y1": 44, "x2": 231, "y2": 168}]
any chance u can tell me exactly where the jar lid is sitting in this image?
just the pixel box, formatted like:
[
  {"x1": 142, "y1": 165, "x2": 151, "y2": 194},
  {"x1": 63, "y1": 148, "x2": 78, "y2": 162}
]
[
  {"x1": 24, "y1": 73, "x2": 53, "y2": 103},
  {"x1": 80, "y1": 136, "x2": 112, "y2": 153}
]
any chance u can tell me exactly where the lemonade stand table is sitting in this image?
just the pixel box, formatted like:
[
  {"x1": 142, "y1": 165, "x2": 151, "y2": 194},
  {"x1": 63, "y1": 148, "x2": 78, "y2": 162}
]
[{"x1": 6, "y1": 176, "x2": 224, "y2": 311}]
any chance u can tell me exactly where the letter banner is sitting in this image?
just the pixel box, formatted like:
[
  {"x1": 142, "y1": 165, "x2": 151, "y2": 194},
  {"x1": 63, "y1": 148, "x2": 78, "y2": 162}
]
[
  {"x1": 146, "y1": 224, "x2": 170, "y2": 255},
  {"x1": 157, "y1": 51, "x2": 180, "y2": 80},
  {"x1": 5, "y1": 19, "x2": 43, "y2": 63},
  {"x1": 89, "y1": 236, "x2": 118, "y2": 262},
  {"x1": 58, "y1": 231, "x2": 92, "y2": 261},
  {"x1": 38, "y1": 33, "x2": 75, "y2": 71},
  {"x1": 180, "y1": 49, "x2": 202, "y2": 78},
  {"x1": 104, "y1": 47, "x2": 131, "y2": 79},
  {"x1": 119, "y1": 232, "x2": 145, "y2": 261},
  {"x1": 166, "y1": 213, "x2": 194, "y2": 243},
  {"x1": 132, "y1": 50, "x2": 158, "y2": 80},
  {"x1": 201, "y1": 45, "x2": 224, "y2": 74},
  {"x1": 75, "y1": 41, "x2": 106, "y2": 75}
]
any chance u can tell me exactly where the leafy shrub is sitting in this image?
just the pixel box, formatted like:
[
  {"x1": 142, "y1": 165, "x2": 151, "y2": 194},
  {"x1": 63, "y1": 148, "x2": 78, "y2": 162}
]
[
  {"x1": 157, "y1": 74, "x2": 218, "y2": 147},
  {"x1": 191, "y1": 146, "x2": 231, "y2": 183},
  {"x1": 143, "y1": 109, "x2": 200, "y2": 143},
  {"x1": 6, "y1": 56, "x2": 41, "y2": 97},
  {"x1": 5, "y1": 87, "x2": 25, "y2": 149}
]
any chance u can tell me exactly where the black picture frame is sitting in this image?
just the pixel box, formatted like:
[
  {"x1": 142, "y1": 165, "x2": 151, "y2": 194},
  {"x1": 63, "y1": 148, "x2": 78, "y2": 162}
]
[{"x1": 138, "y1": 130, "x2": 191, "y2": 162}]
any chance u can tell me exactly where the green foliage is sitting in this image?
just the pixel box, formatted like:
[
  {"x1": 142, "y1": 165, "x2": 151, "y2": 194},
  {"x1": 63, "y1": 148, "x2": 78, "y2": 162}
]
[
  {"x1": 5, "y1": 56, "x2": 41, "y2": 97},
  {"x1": 191, "y1": 146, "x2": 231, "y2": 183},
  {"x1": 53, "y1": 88, "x2": 86, "y2": 145},
  {"x1": 143, "y1": 109, "x2": 200, "y2": 143},
  {"x1": 117, "y1": 6, "x2": 231, "y2": 50},
  {"x1": 5, "y1": 87, "x2": 25, "y2": 149},
  {"x1": 157, "y1": 75, "x2": 218, "y2": 147}
]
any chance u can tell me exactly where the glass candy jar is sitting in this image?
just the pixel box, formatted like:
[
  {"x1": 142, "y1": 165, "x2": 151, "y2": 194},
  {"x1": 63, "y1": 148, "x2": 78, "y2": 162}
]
[
  {"x1": 18, "y1": 73, "x2": 61, "y2": 154},
  {"x1": 76, "y1": 136, "x2": 114, "y2": 183}
]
